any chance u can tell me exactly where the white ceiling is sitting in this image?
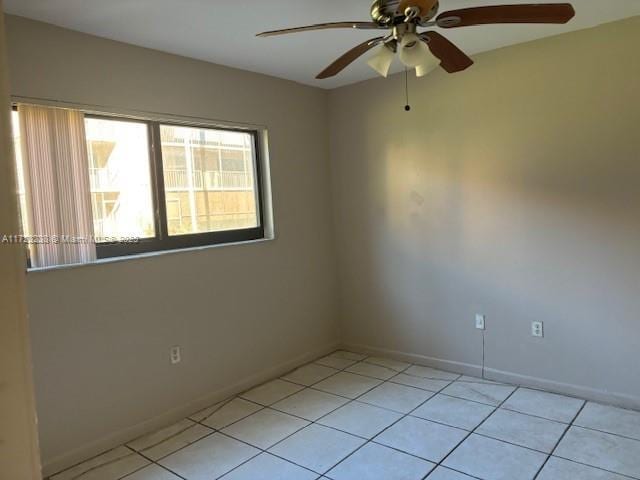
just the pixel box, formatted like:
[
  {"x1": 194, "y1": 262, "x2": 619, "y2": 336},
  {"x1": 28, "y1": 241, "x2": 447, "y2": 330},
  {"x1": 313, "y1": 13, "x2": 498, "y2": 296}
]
[{"x1": 5, "y1": 0, "x2": 640, "y2": 89}]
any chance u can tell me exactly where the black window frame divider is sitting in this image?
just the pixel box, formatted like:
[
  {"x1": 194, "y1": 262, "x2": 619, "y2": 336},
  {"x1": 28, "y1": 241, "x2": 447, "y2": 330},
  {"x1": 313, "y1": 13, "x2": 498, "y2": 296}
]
[{"x1": 91, "y1": 114, "x2": 266, "y2": 259}]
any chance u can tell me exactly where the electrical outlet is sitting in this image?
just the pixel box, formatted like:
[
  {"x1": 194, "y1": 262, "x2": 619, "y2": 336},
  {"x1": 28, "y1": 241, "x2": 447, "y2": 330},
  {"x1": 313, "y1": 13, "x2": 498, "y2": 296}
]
[
  {"x1": 170, "y1": 346, "x2": 181, "y2": 364},
  {"x1": 475, "y1": 314, "x2": 486, "y2": 330},
  {"x1": 531, "y1": 321, "x2": 544, "y2": 338}
]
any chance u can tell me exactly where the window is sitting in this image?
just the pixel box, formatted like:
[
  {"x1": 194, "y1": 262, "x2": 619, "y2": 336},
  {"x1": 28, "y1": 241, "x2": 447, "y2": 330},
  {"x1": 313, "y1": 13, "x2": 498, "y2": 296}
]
[
  {"x1": 11, "y1": 107, "x2": 265, "y2": 264},
  {"x1": 159, "y1": 125, "x2": 258, "y2": 236},
  {"x1": 85, "y1": 117, "x2": 156, "y2": 241}
]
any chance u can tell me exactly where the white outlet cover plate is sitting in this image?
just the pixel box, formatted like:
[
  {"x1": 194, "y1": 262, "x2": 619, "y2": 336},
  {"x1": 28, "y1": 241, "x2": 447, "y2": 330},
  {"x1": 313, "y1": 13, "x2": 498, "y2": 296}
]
[
  {"x1": 531, "y1": 322, "x2": 544, "y2": 337},
  {"x1": 170, "y1": 346, "x2": 181, "y2": 364}
]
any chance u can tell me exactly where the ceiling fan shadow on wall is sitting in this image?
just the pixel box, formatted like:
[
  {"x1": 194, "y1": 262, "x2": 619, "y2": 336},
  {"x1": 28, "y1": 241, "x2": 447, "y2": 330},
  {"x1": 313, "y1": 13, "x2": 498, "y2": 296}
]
[{"x1": 257, "y1": 0, "x2": 576, "y2": 80}]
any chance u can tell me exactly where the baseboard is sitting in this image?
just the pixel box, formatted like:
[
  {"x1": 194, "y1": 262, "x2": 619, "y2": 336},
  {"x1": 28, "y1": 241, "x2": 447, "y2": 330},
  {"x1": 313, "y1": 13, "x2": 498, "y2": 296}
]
[
  {"x1": 343, "y1": 343, "x2": 484, "y2": 378},
  {"x1": 483, "y1": 366, "x2": 640, "y2": 411},
  {"x1": 42, "y1": 340, "x2": 340, "y2": 477},
  {"x1": 342, "y1": 342, "x2": 640, "y2": 411}
]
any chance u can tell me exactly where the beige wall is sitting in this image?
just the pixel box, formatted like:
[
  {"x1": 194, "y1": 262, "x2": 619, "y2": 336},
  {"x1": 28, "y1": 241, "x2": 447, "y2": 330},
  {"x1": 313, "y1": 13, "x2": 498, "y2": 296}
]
[
  {"x1": 5, "y1": 15, "x2": 339, "y2": 474},
  {"x1": 329, "y1": 17, "x2": 640, "y2": 408},
  {"x1": 0, "y1": 6, "x2": 41, "y2": 480},
  {"x1": 7, "y1": 11, "x2": 640, "y2": 476}
]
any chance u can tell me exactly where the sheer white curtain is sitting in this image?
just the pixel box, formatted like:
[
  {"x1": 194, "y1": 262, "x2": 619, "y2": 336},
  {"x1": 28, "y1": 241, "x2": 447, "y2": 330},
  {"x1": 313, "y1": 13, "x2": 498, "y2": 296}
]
[{"x1": 18, "y1": 104, "x2": 96, "y2": 267}]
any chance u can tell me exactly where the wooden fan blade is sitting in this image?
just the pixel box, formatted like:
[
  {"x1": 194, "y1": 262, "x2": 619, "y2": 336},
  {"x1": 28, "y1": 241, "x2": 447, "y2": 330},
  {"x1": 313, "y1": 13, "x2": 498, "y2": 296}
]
[
  {"x1": 398, "y1": 0, "x2": 438, "y2": 15},
  {"x1": 257, "y1": 22, "x2": 384, "y2": 37},
  {"x1": 436, "y1": 4, "x2": 575, "y2": 28},
  {"x1": 317, "y1": 37, "x2": 385, "y2": 79},
  {"x1": 422, "y1": 31, "x2": 473, "y2": 73}
]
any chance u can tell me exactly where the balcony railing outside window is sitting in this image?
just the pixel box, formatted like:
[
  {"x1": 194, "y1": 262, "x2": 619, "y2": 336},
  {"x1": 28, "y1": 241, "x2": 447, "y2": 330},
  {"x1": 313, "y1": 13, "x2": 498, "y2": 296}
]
[
  {"x1": 88, "y1": 167, "x2": 117, "y2": 192},
  {"x1": 163, "y1": 169, "x2": 252, "y2": 191}
]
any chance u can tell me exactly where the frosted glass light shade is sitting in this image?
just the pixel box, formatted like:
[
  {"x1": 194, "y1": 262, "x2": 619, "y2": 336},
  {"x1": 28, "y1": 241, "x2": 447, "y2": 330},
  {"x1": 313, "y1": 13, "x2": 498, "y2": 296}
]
[
  {"x1": 399, "y1": 33, "x2": 431, "y2": 68},
  {"x1": 416, "y1": 51, "x2": 440, "y2": 77},
  {"x1": 367, "y1": 44, "x2": 395, "y2": 77}
]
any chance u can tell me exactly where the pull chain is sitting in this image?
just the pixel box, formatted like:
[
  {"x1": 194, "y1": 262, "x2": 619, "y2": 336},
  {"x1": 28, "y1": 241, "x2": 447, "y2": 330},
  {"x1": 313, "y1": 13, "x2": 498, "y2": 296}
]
[{"x1": 404, "y1": 67, "x2": 411, "y2": 112}]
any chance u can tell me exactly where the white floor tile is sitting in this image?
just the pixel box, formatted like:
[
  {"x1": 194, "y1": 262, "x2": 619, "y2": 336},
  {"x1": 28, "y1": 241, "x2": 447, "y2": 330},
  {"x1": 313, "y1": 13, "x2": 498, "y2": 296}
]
[
  {"x1": 51, "y1": 447, "x2": 150, "y2": 480},
  {"x1": 282, "y1": 363, "x2": 340, "y2": 386},
  {"x1": 374, "y1": 416, "x2": 467, "y2": 463},
  {"x1": 314, "y1": 372, "x2": 382, "y2": 399},
  {"x1": 457, "y1": 375, "x2": 507, "y2": 385},
  {"x1": 537, "y1": 457, "x2": 629, "y2": 480},
  {"x1": 555, "y1": 426, "x2": 640, "y2": 478},
  {"x1": 358, "y1": 382, "x2": 433, "y2": 413},
  {"x1": 200, "y1": 398, "x2": 263, "y2": 430},
  {"x1": 574, "y1": 402, "x2": 640, "y2": 441},
  {"x1": 122, "y1": 464, "x2": 182, "y2": 480},
  {"x1": 159, "y1": 433, "x2": 259, "y2": 480},
  {"x1": 404, "y1": 366, "x2": 460, "y2": 381},
  {"x1": 54, "y1": 364, "x2": 640, "y2": 480},
  {"x1": 219, "y1": 452, "x2": 318, "y2": 480},
  {"x1": 272, "y1": 388, "x2": 349, "y2": 421},
  {"x1": 391, "y1": 373, "x2": 452, "y2": 393},
  {"x1": 240, "y1": 379, "x2": 304, "y2": 406},
  {"x1": 426, "y1": 466, "x2": 476, "y2": 479},
  {"x1": 315, "y1": 351, "x2": 364, "y2": 370},
  {"x1": 412, "y1": 394, "x2": 495, "y2": 431},
  {"x1": 333, "y1": 351, "x2": 367, "y2": 361},
  {"x1": 128, "y1": 420, "x2": 213, "y2": 460},
  {"x1": 127, "y1": 418, "x2": 199, "y2": 452},
  {"x1": 327, "y1": 442, "x2": 434, "y2": 480},
  {"x1": 364, "y1": 357, "x2": 411, "y2": 372},
  {"x1": 317, "y1": 401, "x2": 402, "y2": 439},
  {"x1": 476, "y1": 409, "x2": 567, "y2": 453},
  {"x1": 222, "y1": 409, "x2": 309, "y2": 449},
  {"x1": 502, "y1": 388, "x2": 584, "y2": 423},
  {"x1": 315, "y1": 355, "x2": 359, "y2": 370},
  {"x1": 345, "y1": 362, "x2": 397, "y2": 380},
  {"x1": 269, "y1": 424, "x2": 365, "y2": 474},
  {"x1": 443, "y1": 434, "x2": 547, "y2": 480},
  {"x1": 441, "y1": 382, "x2": 516, "y2": 406},
  {"x1": 189, "y1": 401, "x2": 225, "y2": 422}
]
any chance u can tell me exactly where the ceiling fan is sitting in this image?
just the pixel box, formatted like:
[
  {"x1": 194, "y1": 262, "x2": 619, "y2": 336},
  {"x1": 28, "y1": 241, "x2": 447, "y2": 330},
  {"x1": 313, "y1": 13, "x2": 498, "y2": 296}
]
[{"x1": 257, "y1": 0, "x2": 575, "y2": 80}]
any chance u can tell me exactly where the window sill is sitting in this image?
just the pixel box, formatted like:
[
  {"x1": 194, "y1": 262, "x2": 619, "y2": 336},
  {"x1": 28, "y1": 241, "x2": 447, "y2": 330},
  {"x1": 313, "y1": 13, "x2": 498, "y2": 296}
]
[{"x1": 26, "y1": 236, "x2": 275, "y2": 274}]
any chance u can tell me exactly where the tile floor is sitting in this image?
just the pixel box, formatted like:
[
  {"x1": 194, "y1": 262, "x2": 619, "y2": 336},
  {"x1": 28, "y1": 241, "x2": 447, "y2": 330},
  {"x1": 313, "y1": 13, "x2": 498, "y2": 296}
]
[{"x1": 50, "y1": 350, "x2": 640, "y2": 480}]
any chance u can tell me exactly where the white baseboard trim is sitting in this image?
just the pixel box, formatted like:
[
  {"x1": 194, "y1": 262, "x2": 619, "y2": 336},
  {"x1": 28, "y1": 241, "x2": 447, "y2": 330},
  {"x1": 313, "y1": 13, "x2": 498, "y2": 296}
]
[
  {"x1": 483, "y1": 367, "x2": 640, "y2": 411},
  {"x1": 42, "y1": 341, "x2": 340, "y2": 477},
  {"x1": 343, "y1": 343, "x2": 484, "y2": 378},
  {"x1": 342, "y1": 342, "x2": 640, "y2": 411}
]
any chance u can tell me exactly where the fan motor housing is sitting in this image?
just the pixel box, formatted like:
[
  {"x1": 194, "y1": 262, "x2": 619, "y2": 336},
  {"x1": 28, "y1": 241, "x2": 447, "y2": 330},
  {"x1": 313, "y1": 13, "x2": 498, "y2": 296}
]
[{"x1": 370, "y1": 0, "x2": 440, "y2": 26}]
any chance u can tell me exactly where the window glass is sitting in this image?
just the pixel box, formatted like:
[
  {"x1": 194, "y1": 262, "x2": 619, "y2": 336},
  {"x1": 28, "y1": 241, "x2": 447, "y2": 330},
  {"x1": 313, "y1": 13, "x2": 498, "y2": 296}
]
[
  {"x1": 11, "y1": 110, "x2": 30, "y2": 238},
  {"x1": 84, "y1": 117, "x2": 156, "y2": 240},
  {"x1": 159, "y1": 125, "x2": 258, "y2": 236},
  {"x1": 11, "y1": 110, "x2": 33, "y2": 275}
]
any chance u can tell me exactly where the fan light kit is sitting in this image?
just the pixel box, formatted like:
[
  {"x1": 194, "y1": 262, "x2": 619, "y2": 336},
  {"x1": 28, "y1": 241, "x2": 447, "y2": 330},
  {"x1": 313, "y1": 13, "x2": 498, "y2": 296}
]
[{"x1": 257, "y1": 0, "x2": 576, "y2": 81}]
